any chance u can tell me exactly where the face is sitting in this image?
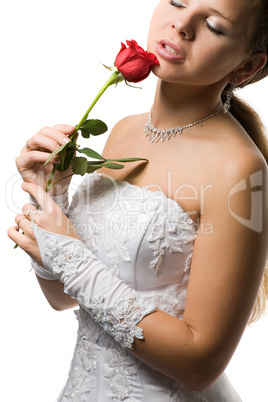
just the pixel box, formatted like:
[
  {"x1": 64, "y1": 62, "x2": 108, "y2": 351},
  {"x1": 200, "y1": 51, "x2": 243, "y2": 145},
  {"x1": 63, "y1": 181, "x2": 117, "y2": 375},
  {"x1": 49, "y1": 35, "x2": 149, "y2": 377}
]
[{"x1": 147, "y1": 0, "x2": 253, "y2": 86}]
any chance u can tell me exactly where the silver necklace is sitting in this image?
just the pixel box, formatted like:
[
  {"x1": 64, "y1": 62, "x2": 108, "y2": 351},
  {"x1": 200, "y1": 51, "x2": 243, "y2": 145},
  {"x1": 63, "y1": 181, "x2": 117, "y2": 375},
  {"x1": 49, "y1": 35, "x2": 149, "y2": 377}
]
[{"x1": 144, "y1": 105, "x2": 224, "y2": 143}]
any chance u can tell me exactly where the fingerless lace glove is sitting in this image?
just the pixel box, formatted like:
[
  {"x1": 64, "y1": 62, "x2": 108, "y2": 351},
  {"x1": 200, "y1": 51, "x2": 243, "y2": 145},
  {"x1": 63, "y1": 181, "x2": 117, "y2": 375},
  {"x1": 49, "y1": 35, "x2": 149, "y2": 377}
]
[
  {"x1": 30, "y1": 192, "x2": 69, "y2": 280},
  {"x1": 31, "y1": 224, "x2": 156, "y2": 349}
]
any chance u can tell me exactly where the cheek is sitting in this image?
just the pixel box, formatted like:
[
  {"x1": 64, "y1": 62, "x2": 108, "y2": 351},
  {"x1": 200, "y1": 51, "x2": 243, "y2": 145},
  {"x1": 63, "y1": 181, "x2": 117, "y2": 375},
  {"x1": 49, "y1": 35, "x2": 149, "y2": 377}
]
[
  {"x1": 147, "y1": 4, "x2": 167, "y2": 49},
  {"x1": 195, "y1": 43, "x2": 243, "y2": 77}
]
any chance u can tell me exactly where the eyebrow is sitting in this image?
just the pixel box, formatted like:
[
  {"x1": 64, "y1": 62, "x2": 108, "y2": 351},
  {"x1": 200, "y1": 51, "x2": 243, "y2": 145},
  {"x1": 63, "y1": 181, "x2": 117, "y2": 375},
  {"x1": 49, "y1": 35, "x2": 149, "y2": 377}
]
[{"x1": 208, "y1": 8, "x2": 235, "y2": 25}]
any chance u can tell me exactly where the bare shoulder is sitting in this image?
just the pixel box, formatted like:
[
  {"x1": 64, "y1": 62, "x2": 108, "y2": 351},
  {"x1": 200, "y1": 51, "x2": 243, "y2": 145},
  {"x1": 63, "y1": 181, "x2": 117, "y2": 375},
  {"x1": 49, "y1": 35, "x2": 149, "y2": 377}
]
[
  {"x1": 219, "y1": 142, "x2": 266, "y2": 189},
  {"x1": 205, "y1": 115, "x2": 267, "y2": 189},
  {"x1": 199, "y1": 116, "x2": 267, "y2": 234},
  {"x1": 102, "y1": 113, "x2": 147, "y2": 155}
]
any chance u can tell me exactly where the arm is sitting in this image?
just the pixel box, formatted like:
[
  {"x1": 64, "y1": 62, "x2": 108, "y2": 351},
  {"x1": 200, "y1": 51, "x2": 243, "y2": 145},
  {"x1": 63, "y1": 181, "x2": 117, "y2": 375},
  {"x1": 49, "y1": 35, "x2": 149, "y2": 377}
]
[
  {"x1": 36, "y1": 276, "x2": 78, "y2": 311},
  {"x1": 13, "y1": 124, "x2": 79, "y2": 309},
  {"x1": 131, "y1": 154, "x2": 268, "y2": 390},
  {"x1": 23, "y1": 115, "x2": 143, "y2": 310}
]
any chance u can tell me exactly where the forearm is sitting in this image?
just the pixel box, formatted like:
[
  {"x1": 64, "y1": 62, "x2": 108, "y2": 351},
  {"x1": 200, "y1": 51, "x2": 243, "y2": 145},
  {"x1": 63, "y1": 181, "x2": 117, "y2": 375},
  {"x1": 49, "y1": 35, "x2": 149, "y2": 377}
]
[
  {"x1": 132, "y1": 309, "x2": 220, "y2": 392},
  {"x1": 36, "y1": 276, "x2": 78, "y2": 311}
]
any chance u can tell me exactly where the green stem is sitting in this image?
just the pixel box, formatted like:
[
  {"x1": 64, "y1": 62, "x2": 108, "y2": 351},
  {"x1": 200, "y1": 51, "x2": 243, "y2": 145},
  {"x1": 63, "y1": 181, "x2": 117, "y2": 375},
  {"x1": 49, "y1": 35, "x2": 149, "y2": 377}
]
[
  {"x1": 70, "y1": 71, "x2": 120, "y2": 140},
  {"x1": 50, "y1": 173, "x2": 75, "y2": 187},
  {"x1": 45, "y1": 71, "x2": 120, "y2": 190},
  {"x1": 45, "y1": 165, "x2": 58, "y2": 192}
]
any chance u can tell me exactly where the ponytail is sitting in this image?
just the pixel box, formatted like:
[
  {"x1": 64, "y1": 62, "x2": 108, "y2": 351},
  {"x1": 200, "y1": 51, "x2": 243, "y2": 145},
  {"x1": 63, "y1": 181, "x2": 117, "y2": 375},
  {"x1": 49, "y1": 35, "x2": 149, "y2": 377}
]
[
  {"x1": 230, "y1": 95, "x2": 268, "y2": 162},
  {"x1": 227, "y1": 93, "x2": 268, "y2": 323},
  {"x1": 250, "y1": 262, "x2": 268, "y2": 323}
]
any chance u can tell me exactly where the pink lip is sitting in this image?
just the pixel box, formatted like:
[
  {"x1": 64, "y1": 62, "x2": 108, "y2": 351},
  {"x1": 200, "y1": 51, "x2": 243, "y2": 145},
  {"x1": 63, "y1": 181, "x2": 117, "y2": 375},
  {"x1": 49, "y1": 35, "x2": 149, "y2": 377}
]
[{"x1": 156, "y1": 39, "x2": 185, "y2": 63}]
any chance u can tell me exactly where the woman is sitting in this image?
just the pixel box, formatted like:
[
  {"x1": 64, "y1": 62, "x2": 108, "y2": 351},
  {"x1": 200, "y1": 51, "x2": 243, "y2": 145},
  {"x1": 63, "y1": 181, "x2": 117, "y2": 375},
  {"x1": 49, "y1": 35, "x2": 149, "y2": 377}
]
[{"x1": 8, "y1": 0, "x2": 268, "y2": 400}]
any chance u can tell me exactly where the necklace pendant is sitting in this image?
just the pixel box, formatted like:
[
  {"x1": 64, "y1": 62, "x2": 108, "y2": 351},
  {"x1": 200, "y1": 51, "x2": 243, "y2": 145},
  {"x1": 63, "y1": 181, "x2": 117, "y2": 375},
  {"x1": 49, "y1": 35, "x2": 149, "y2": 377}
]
[
  {"x1": 165, "y1": 130, "x2": 172, "y2": 141},
  {"x1": 144, "y1": 105, "x2": 224, "y2": 143},
  {"x1": 160, "y1": 131, "x2": 166, "y2": 142}
]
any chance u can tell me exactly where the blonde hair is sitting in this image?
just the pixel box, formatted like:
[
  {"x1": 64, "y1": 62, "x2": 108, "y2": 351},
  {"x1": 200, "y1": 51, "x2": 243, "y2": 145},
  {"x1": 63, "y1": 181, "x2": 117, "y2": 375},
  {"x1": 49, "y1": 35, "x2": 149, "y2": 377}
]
[{"x1": 223, "y1": 0, "x2": 268, "y2": 323}]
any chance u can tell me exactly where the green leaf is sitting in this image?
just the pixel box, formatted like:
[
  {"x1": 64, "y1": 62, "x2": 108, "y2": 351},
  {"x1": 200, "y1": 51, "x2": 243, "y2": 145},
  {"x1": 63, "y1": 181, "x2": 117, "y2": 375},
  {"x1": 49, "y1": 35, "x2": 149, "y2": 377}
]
[
  {"x1": 79, "y1": 119, "x2": 108, "y2": 138},
  {"x1": 101, "y1": 63, "x2": 118, "y2": 72},
  {"x1": 86, "y1": 161, "x2": 124, "y2": 173},
  {"x1": 106, "y1": 157, "x2": 148, "y2": 163},
  {"x1": 58, "y1": 143, "x2": 76, "y2": 171},
  {"x1": 102, "y1": 162, "x2": 125, "y2": 170},
  {"x1": 87, "y1": 161, "x2": 107, "y2": 166},
  {"x1": 71, "y1": 157, "x2": 88, "y2": 176},
  {"x1": 44, "y1": 143, "x2": 71, "y2": 166},
  {"x1": 115, "y1": 73, "x2": 124, "y2": 86},
  {"x1": 77, "y1": 147, "x2": 105, "y2": 160},
  {"x1": 86, "y1": 164, "x2": 103, "y2": 174}
]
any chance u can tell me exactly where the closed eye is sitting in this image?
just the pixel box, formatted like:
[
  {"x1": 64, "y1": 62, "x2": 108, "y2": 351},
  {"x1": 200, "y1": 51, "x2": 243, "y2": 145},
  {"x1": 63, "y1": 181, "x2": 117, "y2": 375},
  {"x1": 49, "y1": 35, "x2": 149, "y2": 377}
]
[
  {"x1": 169, "y1": 1, "x2": 225, "y2": 36},
  {"x1": 169, "y1": 0, "x2": 186, "y2": 8},
  {"x1": 205, "y1": 20, "x2": 224, "y2": 36}
]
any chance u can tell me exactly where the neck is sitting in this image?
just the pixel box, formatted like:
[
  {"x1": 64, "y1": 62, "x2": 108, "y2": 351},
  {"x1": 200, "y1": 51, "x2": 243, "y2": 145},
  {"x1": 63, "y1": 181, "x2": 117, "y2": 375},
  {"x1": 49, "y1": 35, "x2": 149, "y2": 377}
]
[{"x1": 152, "y1": 80, "x2": 224, "y2": 130}]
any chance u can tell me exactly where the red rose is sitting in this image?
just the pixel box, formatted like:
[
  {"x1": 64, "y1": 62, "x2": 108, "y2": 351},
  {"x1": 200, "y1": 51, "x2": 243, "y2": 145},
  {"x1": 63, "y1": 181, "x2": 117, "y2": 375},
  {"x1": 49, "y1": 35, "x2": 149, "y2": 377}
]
[{"x1": 115, "y1": 40, "x2": 159, "y2": 83}]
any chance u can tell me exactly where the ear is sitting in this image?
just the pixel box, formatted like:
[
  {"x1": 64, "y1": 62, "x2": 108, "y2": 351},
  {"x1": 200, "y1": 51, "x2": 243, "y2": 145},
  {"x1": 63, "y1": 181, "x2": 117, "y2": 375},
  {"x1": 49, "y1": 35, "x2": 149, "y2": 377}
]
[{"x1": 230, "y1": 53, "x2": 267, "y2": 86}]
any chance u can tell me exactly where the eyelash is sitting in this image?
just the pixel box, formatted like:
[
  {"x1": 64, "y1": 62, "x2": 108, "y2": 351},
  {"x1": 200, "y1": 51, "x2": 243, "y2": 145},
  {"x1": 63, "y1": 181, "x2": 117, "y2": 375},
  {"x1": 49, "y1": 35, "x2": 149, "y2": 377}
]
[
  {"x1": 205, "y1": 21, "x2": 224, "y2": 36},
  {"x1": 169, "y1": 0, "x2": 185, "y2": 8},
  {"x1": 169, "y1": 1, "x2": 224, "y2": 36}
]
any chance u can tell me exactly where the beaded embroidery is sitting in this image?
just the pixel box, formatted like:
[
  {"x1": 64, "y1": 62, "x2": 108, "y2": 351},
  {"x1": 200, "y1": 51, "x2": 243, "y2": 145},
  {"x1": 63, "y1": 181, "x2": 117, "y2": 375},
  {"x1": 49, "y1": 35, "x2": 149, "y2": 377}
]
[
  {"x1": 43, "y1": 235, "x2": 88, "y2": 276},
  {"x1": 77, "y1": 290, "x2": 156, "y2": 349}
]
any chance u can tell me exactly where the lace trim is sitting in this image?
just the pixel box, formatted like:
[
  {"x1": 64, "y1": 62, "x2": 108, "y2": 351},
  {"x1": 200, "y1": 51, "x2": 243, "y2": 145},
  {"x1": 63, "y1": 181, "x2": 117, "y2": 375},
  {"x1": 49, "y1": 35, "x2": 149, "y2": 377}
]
[
  {"x1": 148, "y1": 207, "x2": 197, "y2": 275},
  {"x1": 77, "y1": 290, "x2": 156, "y2": 349},
  {"x1": 63, "y1": 367, "x2": 96, "y2": 401},
  {"x1": 105, "y1": 349, "x2": 137, "y2": 401},
  {"x1": 42, "y1": 235, "x2": 88, "y2": 276}
]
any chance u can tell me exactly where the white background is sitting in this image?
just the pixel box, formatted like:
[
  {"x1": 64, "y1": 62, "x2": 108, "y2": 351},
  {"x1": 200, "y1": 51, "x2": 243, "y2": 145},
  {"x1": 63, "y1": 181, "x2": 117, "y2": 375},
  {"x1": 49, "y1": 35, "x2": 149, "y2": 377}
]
[{"x1": 1, "y1": 1, "x2": 267, "y2": 401}]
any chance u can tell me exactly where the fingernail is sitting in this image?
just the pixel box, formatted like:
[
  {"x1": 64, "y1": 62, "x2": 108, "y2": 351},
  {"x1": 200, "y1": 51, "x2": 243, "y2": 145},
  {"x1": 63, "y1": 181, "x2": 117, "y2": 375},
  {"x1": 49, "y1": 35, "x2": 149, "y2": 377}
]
[{"x1": 62, "y1": 137, "x2": 70, "y2": 144}]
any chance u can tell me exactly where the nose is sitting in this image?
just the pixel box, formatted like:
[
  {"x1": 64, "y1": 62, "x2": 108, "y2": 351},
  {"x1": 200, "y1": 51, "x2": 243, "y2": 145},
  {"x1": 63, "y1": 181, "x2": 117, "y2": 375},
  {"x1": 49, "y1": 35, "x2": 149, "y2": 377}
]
[{"x1": 171, "y1": 13, "x2": 195, "y2": 40}]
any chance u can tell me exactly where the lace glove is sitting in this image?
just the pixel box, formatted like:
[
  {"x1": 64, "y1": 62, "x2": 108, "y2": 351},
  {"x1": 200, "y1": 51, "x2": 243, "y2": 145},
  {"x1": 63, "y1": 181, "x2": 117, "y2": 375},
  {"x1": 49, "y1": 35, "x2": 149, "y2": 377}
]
[
  {"x1": 31, "y1": 224, "x2": 156, "y2": 349},
  {"x1": 30, "y1": 192, "x2": 69, "y2": 280}
]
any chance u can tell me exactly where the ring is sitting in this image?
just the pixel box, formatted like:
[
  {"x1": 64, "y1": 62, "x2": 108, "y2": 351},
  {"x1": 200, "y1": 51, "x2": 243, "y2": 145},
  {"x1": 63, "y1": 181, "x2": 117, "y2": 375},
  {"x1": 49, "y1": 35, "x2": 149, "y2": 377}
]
[
  {"x1": 31, "y1": 209, "x2": 40, "y2": 224},
  {"x1": 26, "y1": 208, "x2": 37, "y2": 218},
  {"x1": 25, "y1": 140, "x2": 32, "y2": 150},
  {"x1": 17, "y1": 217, "x2": 27, "y2": 227}
]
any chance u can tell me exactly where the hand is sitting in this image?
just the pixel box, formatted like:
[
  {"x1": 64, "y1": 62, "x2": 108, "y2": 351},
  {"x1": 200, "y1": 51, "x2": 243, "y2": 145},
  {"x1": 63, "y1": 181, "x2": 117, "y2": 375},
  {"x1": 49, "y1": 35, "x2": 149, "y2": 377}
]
[
  {"x1": 16, "y1": 124, "x2": 76, "y2": 196},
  {"x1": 8, "y1": 182, "x2": 81, "y2": 265}
]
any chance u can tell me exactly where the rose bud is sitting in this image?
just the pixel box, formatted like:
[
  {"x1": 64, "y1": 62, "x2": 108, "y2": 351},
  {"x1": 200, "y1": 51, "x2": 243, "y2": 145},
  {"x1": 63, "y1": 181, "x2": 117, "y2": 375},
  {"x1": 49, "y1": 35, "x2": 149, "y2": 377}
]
[{"x1": 115, "y1": 40, "x2": 159, "y2": 83}]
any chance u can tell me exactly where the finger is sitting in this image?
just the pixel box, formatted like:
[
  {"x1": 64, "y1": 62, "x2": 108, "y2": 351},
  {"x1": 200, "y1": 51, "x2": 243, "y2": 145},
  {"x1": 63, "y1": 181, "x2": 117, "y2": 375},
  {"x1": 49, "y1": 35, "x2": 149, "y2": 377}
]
[
  {"x1": 52, "y1": 124, "x2": 76, "y2": 135},
  {"x1": 38, "y1": 126, "x2": 75, "y2": 145},
  {"x1": 22, "y1": 125, "x2": 76, "y2": 154},
  {"x1": 15, "y1": 214, "x2": 29, "y2": 228},
  {"x1": 21, "y1": 205, "x2": 44, "y2": 226},
  {"x1": 23, "y1": 135, "x2": 62, "y2": 153},
  {"x1": 16, "y1": 214, "x2": 37, "y2": 238},
  {"x1": 23, "y1": 130, "x2": 70, "y2": 154},
  {"x1": 16, "y1": 150, "x2": 59, "y2": 169},
  {"x1": 21, "y1": 204, "x2": 38, "y2": 219},
  {"x1": 8, "y1": 225, "x2": 36, "y2": 255},
  {"x1": 8, "y1": 225, "x2": 24, "y2": 245},
  {"x1": 22, "y1": 182, "x2": 57, "y2": 214}
]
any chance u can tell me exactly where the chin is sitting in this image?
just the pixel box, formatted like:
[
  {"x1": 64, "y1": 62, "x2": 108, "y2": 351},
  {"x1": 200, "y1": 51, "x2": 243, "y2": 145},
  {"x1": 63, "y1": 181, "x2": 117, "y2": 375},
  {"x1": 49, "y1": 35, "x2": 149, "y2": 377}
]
[{"x1": 150, "y1": 64, "x2": 184, "y2": 84}]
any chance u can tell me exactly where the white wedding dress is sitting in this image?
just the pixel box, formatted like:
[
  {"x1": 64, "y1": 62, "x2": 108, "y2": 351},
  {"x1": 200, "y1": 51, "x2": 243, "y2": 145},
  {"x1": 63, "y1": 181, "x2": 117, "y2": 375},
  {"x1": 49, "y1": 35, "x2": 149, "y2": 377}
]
[{"x1": 33, "y1": 173, "x2": 242, "y2": 401}]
